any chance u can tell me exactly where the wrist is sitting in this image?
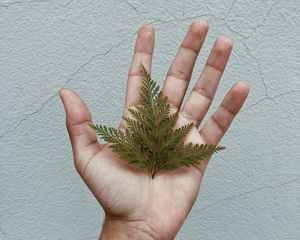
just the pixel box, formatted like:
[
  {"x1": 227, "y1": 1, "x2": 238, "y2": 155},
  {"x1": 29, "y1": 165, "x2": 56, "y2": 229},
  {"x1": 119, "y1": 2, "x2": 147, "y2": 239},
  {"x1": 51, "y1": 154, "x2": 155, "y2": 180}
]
[{"x1": 99, "y1": 215, "x2": 158, "y2": 240}]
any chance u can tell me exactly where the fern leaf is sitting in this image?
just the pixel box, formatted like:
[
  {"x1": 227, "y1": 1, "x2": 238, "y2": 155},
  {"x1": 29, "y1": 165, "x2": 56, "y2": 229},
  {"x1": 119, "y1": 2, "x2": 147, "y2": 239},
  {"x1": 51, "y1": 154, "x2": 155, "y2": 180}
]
[{"x1": 89, "y1": 63, "x2": 225, "y2": 178}]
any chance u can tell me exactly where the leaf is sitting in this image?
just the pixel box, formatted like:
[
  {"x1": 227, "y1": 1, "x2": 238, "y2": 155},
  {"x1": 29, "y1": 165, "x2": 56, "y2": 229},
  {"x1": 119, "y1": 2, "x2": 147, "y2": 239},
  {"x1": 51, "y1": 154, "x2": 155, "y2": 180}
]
[
  {"x1": 89, "y1": 63, "x2": 225, "y2": 178},
  {"x1": 162, "y1": 162, "x2": 180, "y2": 170}
]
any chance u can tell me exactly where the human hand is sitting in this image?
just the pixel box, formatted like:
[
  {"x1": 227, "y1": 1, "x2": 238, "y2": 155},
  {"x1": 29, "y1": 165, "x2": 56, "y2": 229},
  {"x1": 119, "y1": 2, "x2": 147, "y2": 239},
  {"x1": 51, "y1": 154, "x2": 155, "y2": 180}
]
[{"x1": 60, "y1": 19, "x2": 249, "y2": 240}]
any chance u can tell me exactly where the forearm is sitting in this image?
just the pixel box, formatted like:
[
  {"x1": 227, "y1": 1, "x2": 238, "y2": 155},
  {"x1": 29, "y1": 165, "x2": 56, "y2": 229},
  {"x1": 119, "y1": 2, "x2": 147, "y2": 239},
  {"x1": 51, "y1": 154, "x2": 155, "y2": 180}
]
[{"x1": 99, "y1": 216, "x2": 158, "y2": 240}]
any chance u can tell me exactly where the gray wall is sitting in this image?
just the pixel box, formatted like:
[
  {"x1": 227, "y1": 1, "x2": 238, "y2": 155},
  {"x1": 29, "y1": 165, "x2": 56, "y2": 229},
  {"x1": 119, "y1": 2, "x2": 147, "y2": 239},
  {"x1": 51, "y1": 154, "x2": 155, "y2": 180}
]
[{"x1": 1, "y1": 0, "x2": 300, "y2": 239}]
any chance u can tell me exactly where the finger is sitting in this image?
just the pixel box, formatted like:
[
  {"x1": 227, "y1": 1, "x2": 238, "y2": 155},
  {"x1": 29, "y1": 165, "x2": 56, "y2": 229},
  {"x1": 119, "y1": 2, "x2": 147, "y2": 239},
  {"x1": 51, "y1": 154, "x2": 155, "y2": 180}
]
[
  {"x1": 181, "y1": 36, "x2": 233, "y2": 128},
  {"x1": 124, "y1": 24, "x2": 155, "y2": 109},
  {"x1": 59, "y1": 89, "x2": 102, "y2": 174},
  {"x1": 162, "y1": 19, "x2": 208, "y2": 112},
  {"x1": 199, "y1": 81, "x2": 250, "y2": 146}
]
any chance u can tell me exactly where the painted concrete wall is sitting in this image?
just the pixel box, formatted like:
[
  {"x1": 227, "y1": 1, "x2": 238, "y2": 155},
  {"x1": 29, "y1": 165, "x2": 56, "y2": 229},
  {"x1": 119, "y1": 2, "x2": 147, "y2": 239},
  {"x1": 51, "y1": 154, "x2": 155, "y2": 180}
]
[{"x1": 1, "y1": 0, "x2": 299, "y2": 239}]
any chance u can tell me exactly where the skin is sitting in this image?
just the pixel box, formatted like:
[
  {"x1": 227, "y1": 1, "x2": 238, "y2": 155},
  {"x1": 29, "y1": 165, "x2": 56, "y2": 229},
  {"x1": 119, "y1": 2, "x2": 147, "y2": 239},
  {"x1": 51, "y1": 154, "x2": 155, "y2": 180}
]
[{"x1": 59, "y1": 19, "x2": 250, "y2": 240}]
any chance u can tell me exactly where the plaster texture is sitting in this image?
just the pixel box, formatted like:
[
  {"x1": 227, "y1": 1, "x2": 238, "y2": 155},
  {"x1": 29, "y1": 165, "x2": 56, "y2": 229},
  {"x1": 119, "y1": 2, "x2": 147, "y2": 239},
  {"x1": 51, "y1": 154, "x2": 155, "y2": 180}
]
[{"x1": 1, "y1": 0, "x2": 299, "y2": 239}]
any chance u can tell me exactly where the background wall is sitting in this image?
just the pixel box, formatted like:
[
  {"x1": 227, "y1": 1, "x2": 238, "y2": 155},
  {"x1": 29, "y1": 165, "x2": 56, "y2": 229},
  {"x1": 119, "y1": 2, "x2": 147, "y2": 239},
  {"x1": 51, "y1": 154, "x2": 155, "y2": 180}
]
[{"x1": 1, "y1": 0, "x2": 300, "y2": 239}]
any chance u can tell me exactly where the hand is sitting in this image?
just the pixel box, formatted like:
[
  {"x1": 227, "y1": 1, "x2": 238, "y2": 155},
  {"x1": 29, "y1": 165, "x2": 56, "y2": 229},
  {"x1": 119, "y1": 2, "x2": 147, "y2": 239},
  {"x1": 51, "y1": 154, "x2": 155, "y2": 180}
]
[{"x1": 60, "y1": 19, "x2": 249, "y2": 240}]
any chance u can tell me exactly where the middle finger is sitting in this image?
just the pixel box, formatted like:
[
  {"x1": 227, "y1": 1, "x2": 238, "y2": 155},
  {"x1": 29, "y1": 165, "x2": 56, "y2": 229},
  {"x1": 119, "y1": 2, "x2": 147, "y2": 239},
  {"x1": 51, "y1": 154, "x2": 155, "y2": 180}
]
[{"x1": 162, "y1": 19, "x2": 208, "y2": 112}]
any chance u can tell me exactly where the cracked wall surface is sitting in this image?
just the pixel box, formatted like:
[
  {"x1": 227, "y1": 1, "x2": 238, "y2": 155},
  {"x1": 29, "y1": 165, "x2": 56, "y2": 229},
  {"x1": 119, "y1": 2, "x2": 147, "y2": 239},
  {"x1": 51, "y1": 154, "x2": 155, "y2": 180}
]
[{"x1": 0, "y1": 0, "x2": 299, "y2": 239}]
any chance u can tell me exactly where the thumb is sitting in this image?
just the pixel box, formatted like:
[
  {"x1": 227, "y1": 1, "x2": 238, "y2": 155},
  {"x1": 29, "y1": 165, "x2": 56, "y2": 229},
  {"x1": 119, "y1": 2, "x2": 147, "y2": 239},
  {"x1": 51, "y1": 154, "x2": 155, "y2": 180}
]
[{"x1": 59, "y1": 89, "x2": 102, "y2": 175}]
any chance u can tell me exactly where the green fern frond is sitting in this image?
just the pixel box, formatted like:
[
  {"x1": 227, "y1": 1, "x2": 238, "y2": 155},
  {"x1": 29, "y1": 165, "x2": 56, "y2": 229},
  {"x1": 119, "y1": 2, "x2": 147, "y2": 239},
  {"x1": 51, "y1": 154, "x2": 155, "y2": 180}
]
[
  {"x1": 89, "y1": 123, "x2": 124, "y2": 144},
  {"x1": 89, "y1": 64, "x2": 225, "y2": 178}
]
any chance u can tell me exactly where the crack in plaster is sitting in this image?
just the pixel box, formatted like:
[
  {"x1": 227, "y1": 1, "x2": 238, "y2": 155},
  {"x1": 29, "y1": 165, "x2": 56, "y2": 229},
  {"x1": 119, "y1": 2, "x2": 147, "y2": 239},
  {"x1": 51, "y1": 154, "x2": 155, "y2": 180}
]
[
  {"x1": 221, "y1": 0, "x2": 284, "y2": 99},
  {"x1": 0, "y1": 0, "x2": 74, "y2": 9},
  {"x1": 0, "y1": 31, "x2": 137, "y2": 139},
  {"x1": 223, "y1": 0, "x2": 248, "y2": 39},
  {"x1": 224, "y1": 20, "x2": 247, "y2": 39},
  {"x1": 239, "y1": 0, "x2": 284, "y2": 100},
  {"x1": 199, "y1": 176, "x2": 300, "y2": 212},
  {"x1": 224, "y1": 0, "x2": 238, "y2": 19},
  {"x1": 124, "y1": 0, "x2": 139, "y2": 14},
  {"x1": 245, "y1": 0, "x2": 282, "y2": 41},
  {"x1": 0, "y1": 0, "x2": 44, "y2": 8},
  {"x1": 244, "y1": 42, "x2": 269, "y2": 97},
  {"x1": 223, "y1": 0, "x2": 282, "y2": 41},
  {"x1": 241, "y1": 89, "x2": 300, "y2": 112},
  {"x1": 147, "y1": 13, "x2": 276, "y2": 102}
]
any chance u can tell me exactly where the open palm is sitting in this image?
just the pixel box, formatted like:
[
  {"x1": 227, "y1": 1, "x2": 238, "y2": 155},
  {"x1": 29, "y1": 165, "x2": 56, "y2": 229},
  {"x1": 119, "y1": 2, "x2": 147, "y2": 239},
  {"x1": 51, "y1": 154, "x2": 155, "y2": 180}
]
[{"x1": 60, "y1": 20, "x2": 249, "y2": 240}]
